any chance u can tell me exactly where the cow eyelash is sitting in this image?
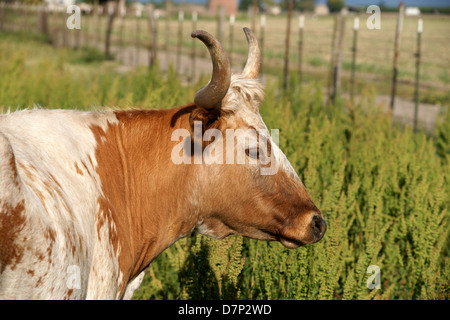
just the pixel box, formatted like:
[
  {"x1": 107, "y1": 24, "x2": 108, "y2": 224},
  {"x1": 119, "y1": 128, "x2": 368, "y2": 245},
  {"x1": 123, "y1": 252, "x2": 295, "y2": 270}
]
[{"x1": 245, "y1": 147, "x2": 262, "y2": 160}]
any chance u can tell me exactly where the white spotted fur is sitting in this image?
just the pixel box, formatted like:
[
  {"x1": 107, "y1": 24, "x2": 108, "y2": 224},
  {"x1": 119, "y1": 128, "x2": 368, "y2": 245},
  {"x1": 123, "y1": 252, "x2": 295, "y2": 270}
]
[{"x1": 0, "y1": 109, "x2": 126, "y2": 299}]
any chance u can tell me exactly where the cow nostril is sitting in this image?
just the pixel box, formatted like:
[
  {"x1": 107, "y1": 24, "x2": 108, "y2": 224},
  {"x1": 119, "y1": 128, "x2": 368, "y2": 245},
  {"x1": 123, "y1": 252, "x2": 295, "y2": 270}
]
[
  {"x1": 311, "y1": 214, "x2": 326, "y2": 238},
  {"x1": 312, "y1": 216, "x2": 321, "y2": 234}
]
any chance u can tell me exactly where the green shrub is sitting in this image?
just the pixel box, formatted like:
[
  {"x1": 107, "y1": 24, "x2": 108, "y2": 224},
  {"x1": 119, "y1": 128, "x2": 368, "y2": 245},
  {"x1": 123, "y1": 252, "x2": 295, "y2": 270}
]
[
  {"x1": 135, "y1": 79, "x2": 449, "y2": 300},
  {"x1": 71, "y1": 45, "x2": 108, "y2": 64}
]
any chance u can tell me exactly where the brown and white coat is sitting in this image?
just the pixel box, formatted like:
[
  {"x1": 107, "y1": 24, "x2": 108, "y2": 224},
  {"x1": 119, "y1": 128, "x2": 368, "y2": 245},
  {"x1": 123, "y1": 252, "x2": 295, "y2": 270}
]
[{"x1": 0, "y1": 28, "x2": 326, "y2": 299}]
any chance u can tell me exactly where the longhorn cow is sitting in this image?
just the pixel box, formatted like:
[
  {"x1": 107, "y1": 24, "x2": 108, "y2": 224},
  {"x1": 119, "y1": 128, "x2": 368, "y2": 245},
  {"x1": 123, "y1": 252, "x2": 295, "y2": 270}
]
[{"x1": 0, "y1": 28, "x2": 326, "y2": 299}]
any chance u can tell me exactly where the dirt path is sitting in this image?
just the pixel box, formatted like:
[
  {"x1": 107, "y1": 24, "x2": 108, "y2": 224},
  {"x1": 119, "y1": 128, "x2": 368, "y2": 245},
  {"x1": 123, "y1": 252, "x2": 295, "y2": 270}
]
[{"x1": 376, "y1": 95, "x2": 443, "y2": 134}]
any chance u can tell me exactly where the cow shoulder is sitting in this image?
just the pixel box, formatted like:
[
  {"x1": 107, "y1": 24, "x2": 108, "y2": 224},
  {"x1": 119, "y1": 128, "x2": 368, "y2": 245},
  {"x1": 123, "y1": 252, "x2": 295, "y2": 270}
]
[
  {"x1": 0, "y1": 132, "x2": 21, "y2": 199},
  {"x1": 0, "y1": 132, "x2": 26, "y2": 275}
]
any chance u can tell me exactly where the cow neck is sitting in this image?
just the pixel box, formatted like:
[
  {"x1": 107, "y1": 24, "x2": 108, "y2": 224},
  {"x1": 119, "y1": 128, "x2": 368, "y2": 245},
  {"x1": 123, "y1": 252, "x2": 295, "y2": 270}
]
[{"x1": 91, "y1": 105, "x2": 199, "y2": 291}]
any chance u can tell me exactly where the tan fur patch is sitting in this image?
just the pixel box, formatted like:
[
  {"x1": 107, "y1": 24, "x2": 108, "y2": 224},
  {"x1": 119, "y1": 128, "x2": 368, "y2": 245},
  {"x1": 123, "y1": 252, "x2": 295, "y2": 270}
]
[
  {"x1": 74, "y1": 162, "x2": 83, "y2": 176},
  {"x1": 0, "y1": 200, "x2": 26, "y2": 273}
]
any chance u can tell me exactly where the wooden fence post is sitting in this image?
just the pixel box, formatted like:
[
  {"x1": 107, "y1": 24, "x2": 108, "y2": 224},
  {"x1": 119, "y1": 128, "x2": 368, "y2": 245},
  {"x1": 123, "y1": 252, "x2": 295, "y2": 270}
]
[
  {"x1": 228, "y1": 14, "x2": 235, "y2": 67},
  {"x1": 0, "y1": 2, "x2": 5, "y2": 31},
  {"x1": 82, "y1": 8, "x2": 86, "y2": 46},
  {"x1": 329, "y1": 14, "x2": 345, "y2": 104},
  {"x1": 414, "y1": 19, "x2": 423, "y2": 133},
  {"x1": 52, "y1": 5, "x2": 59, "y2": 46},
  {"x1": 298, "y1": 15, "x2": 304, "y2": 85},
  {"x1": 283, "y1": 0, "x2": 293, "y2": 91},
  {"x1": 350, "y1": 16, "x2": 359, "y2": 103},
  {"x1": 75, "y1": 8, "x2": 81, "y2": 50},
  {"x1": 148, "y1": 8, "x2": 158, "y2": 68},
  {"x1": 327, "y1": 16, "x2": 338, "y2": 103},
  {"x1": 191, "y1": 11, "x2": 197, "y2": 82},
  {"x1": 62, "y1": 5, "x2": 68, "y2": 47},
  {"x1": 260, "y1": 14, "x2": 265, "y2": 74},
  {"x1": 40, "y1": 5, "x2": 49, "y2": 37},
  {"x1": 135, "y1": 6, "x2": 142, "y2": 66},
  {"x1": 176, "y1": 10, "x2": 183, "y2": 74},
  {"x1": 217, "y1": 5, "x2": 225, "y2": 45},
  {"x1": 252, "y1": 0, "x2": 257, "y2": 32},
  {"x1": 96, "y1": 5, "x2": 102, "y2": 47},
  {"x1": 104, "y1": 2, "x2": 116, "y2": 59},
  {"x1": 80, "y1": 9, "x2": 86, "y2": 49},
  {"x1": 390, "y1": 2, "x2": 404, "y2": 111},
  {"x1": 118, "y1": 6, "x2": 126, "y2": 63},
  {"x1": 22, "y1": 3, "x2": 28, "y2": 32},
  {"x1": 165, "y1": 0, "x2": 171, "y2": 69}
]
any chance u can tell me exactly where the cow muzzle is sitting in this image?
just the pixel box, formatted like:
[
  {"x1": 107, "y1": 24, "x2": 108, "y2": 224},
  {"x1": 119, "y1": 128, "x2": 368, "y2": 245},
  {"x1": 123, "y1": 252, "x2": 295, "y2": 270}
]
[{"x1": 279, "y1": 212, "x2": 327, "y2": 249}]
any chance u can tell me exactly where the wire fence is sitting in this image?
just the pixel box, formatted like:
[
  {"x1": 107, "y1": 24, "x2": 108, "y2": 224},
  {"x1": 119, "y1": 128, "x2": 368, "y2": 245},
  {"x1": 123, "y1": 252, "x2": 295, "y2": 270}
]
[{"x1": 0, "y1": 1, "x2": 447, "y2": 125}]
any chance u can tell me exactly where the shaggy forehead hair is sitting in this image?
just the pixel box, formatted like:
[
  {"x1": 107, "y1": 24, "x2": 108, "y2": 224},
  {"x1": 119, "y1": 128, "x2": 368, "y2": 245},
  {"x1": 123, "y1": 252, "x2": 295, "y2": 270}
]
[{"x1": 222, "y1": 74, "x2": 265, "y2": 115}]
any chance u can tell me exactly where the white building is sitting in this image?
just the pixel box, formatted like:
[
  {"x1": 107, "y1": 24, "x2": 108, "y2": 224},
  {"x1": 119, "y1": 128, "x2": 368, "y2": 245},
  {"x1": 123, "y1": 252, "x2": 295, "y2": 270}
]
[
  {"x1": 266, "y1": 6, "x2": 281, "y2": 15},
  {"x1": 45, "y1": 0, "x2": 76, "y2": 7},
  {"x1": 405, "y1": 7, "x2": 421, "y2": 16},
  {"x1": 314, "y1": 4, "x2": 329, "y2": 16},
  {"x1": 44, "y1": 0, "x2": 76, "y2": 12}
]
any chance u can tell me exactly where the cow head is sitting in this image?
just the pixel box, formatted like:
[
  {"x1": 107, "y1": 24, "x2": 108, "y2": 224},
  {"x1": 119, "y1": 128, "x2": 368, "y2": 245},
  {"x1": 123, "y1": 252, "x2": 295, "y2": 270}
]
[{"x1": 186, "y1": 28, "x2": 326, "y2": 248}]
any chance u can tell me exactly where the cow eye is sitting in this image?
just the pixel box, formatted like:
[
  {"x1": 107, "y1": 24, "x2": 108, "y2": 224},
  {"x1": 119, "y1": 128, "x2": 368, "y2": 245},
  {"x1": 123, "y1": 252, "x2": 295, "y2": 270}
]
[{"x1": 246, "y1": 147, "x2": 260, "y2": 159}]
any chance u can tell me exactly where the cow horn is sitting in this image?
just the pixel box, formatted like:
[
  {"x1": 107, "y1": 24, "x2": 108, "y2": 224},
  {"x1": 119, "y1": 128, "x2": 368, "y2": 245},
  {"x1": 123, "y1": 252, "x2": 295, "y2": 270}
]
[
  {"x1": 191, "y1": 30, "x2": 231, "y2": 110},
  {"x1": 241, "y1": 27, "x2": 261, "y2": 79}
]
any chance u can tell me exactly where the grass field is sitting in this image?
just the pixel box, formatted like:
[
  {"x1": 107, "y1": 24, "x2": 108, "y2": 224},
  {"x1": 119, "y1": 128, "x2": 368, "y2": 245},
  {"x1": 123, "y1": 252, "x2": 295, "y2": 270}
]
[{"x1": 0, "y1": 29, "x2": 449, "y2": 300}]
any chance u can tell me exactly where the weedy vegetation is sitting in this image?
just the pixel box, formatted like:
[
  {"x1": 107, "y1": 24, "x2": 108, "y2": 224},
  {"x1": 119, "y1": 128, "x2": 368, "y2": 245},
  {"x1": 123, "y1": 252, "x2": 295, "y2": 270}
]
[{"x1": 0, "y1": 31, "x2": 448, "y2": 300}]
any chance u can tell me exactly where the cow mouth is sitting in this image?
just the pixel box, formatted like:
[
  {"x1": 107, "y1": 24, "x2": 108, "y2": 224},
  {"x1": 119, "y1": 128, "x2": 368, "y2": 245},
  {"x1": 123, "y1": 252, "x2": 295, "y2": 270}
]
[
  {"x1": 279, "y1": 235, "x2": 304, "y2": 249},
  {"x1": 260, "y1": 228, "x2": 305, "y2": 249}
]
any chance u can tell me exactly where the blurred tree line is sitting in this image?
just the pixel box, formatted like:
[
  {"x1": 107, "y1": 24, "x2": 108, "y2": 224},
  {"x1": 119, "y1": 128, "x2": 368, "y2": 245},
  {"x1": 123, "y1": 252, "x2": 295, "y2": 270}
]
[
  {"x1": 239, "y1": 0, "x2": 317, "y2": 12},
  {"x1": 13, "y1": 0, "x2": 346, "y2": 14}
]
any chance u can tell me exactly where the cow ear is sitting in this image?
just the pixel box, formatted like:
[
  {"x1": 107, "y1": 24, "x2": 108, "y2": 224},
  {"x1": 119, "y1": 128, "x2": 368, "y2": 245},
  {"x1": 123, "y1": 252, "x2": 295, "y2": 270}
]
[
  {"x1": 189, "y1": 107, "x2": 222, "y2": 132},
  {"x1": 189, "y1": 107, "x2": 224, "y2": 149}
]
